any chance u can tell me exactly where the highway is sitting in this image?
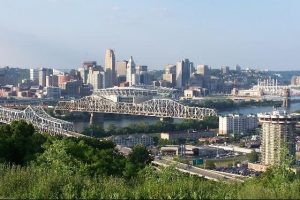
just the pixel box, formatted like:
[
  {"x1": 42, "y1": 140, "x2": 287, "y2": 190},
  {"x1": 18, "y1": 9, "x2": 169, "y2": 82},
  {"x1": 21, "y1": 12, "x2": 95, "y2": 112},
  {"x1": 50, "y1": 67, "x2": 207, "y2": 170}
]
[{"x1": 152, "y1": 158, "x2": 246, "y2": 183}]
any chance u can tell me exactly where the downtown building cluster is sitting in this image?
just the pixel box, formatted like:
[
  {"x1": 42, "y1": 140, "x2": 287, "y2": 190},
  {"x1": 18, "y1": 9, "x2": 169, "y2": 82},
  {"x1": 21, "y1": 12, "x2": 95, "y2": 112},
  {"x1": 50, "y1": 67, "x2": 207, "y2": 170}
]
[
  {"x1": 0, "y1": 49, "x2": 300, "y2": 100},
  {"x1": 0, "y1": 49, "x2": 151, "y2": 99}
]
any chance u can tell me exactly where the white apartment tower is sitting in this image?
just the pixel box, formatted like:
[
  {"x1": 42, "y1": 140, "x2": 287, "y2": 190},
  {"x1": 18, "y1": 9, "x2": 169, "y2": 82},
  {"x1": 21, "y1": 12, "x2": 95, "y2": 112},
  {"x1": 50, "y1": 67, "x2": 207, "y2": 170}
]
[
  {"x1": 104, "y1": 49, "x2": 116, "y2": 88},
  {"x1": 126, "y1": 56, "x2": 136, "y2": 86},
  {"x1": 258, "y1": 110, "x2": 297, "y2": 166},
  {"x1": 219, "y1": 114, "x2": 258, "y2": 135}
]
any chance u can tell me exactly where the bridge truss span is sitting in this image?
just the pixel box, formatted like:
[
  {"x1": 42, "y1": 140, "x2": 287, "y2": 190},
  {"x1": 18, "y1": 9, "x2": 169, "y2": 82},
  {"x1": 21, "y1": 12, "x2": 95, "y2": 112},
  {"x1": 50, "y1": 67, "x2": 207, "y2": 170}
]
[
  {"x1": 55, "y1": 96, "x2": 217, "y2": 120},
  {"x1": 0, "y1": 105, "x2": 77, "y2": 137}
]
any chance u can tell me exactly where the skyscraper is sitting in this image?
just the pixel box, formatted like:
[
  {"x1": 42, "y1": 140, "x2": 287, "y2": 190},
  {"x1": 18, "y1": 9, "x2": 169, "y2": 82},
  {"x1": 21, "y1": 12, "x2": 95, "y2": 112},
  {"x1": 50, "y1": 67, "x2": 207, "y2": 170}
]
[
  {"x1": 221, "y1": 66, "x2": 230, "y2": 74},
  {"x1": 135, "y1": 65, "x2": 148, "y2": 85},
  {"x1": 126, "y1": 56, "x2": 136, "y2": 86},
  {"x1": 183, "y1": 59, "x2": 191, "y2": 87},
  {"x1": 46, "y1": 75, "x2": 58, "y2": 87},
  {"x1": 78, "y1": 61, "x2": 98, "y2": 84},
  {"x1": 116, "y1": 60, "x2": 128, "y2": 85},
  {"x1": 188, "y1": 61, "x2": 195, "y2": 77},
  {"x1": 87, "y1": 69, "x2": 105, "y2": 90},
  {"x1": 258, "y1": 109, "x2": 297, "y2": 166},
  {"x1": 116, "y1": 60, "x2": 128, "y2": 77},
  {"x1": 196, "y1": 65, "x2": 211, "y2": 91},
  {"x1": 175, "y1": 59, "x2": 191, "y2": 88},
  {"x1": 163, "y1": 64, "x2": 176, "y2": 87},
  {"x1": 176, "y1": 60, "x2": 184, "y2": 88},
  {"x1": 235, "y1": 64, "x2": 241, "y2": 72},
  {"x1": 30, "y1": 68, "x2": 39, "y2": 83},
  {"x1": 104, "y1": 49, "x2": 116, "y2": 88},
  {"x1": 39, "y1": 68, "x2": 53, "y2": 87},
  {"x1": 196, "y1": 65, "x2": 210, "y2": 76}
]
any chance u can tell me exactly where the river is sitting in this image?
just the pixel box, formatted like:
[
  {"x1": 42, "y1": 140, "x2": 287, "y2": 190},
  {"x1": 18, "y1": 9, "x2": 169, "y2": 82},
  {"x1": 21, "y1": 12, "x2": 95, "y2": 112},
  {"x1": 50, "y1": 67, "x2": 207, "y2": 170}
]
[{"x1": 73, "y1": 102, "x2": 300, "y2": 132}]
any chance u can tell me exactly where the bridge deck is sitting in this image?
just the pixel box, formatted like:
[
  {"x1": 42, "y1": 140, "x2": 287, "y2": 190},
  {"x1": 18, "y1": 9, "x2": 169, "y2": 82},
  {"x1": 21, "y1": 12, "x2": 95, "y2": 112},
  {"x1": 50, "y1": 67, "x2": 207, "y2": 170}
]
[{"x1": 55, "y1": 96, "x2": 217, "y2": 120}]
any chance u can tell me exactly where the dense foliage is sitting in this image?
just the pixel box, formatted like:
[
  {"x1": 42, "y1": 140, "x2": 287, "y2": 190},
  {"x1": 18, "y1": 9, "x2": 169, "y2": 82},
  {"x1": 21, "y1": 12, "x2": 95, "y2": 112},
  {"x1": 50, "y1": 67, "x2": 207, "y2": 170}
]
[
  {"x1": 247, "y1": 150, "x2": 259, "y2": 163},
  {"x1": 1, "y1": 120, "x2": 300, "y2": 199},
  {"x1": 0, "y1": 121, "x2": 152, "y2": 178}
]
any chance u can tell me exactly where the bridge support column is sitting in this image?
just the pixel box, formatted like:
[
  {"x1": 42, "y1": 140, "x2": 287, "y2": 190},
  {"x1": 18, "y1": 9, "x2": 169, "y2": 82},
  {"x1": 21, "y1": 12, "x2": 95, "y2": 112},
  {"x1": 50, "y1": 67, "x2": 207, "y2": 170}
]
[
  {"x1": 282, "y1": 88, "x2": 291, "y2": 108},
  {"x1": 89, "y1": 113, "x2": 104, "y2": 126},
  {"x1": 160, "y1": 117, "x2": 174, "y2": 123},
  {"x1": 89, "y1": 113, "x2": 94, "y2": 125}
]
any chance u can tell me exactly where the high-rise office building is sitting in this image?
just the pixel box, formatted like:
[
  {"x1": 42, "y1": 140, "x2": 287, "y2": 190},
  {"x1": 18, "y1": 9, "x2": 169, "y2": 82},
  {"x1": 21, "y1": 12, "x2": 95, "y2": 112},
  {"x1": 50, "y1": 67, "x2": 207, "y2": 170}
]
[
  {"x1": 163, "y1": 64, "x2": 176, "y2": 87},
  {"x1": 196, "y1": 64, "x2": 211, "y2": 90},
  {"x1": 136, "y1": 65, "x2": 148, "y2": 85},
  {"x1": 235, "y1": 65, "x2": 241, "y2": 72},
  {"x1": 221, "y1": 66, "x2": 230, "y2": 74},
  {"x1": 196, "y1": 65, "x2": 210, "y2": 76},
  {"x1": 183, "y1": 59, "x2": 191, "y2": 87},
  {"x1": 78, "y1": 61, "x2": 99, "y2": 84},
  {"x1": 116, "y1": 60, "x2": 128, "y2": 77},
  {"x1": 116, "y1": 60, "x2": 128, "y2": 85},
  {"x1": 46, "y1": 75, "x2": 58, "y2": 87},
  {"x1": 39, "y1": 68, "x2": 53, "y2": 87},
  {"x1": 58, "y1": 73, "x2": 71, "y2": 88},
  {"x1": 39, "y1": 68, "x2": 47, "y2": 87},
  {"x1": 176, "y1": 60, "x2": 184, "y2": 88},
  {"x1": 188, "y1": 61, "x2": 195, "y2": 76},
  {"x1": 104, "y1": 49, "x2": 116, "y2": 88},
  {"x1": 176, "y1": 59, "x2": 191, "y2": 88},
  {"x1": 258, "y1": 110, "x2": 297, "y2": 166},
  {"x1": 126, "y1": 56, "x2": 136, "y2": 86},
  {"x1": 61, "y1": 80, "x2": 82, "y2": 98},
  {"x1": 30, "y1": 68, "x2": 39, "y2": 83},
  {"x1": 87, "y1": 69, "x2": 105, "y2": 90}
]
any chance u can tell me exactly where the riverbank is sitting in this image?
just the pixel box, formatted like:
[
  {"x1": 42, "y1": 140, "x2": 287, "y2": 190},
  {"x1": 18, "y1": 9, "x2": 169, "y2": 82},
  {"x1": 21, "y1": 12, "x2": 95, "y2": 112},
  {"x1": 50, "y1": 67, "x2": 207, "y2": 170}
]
[{"x1": 182, "y1": 99, "x2": 282, "y2": 112}]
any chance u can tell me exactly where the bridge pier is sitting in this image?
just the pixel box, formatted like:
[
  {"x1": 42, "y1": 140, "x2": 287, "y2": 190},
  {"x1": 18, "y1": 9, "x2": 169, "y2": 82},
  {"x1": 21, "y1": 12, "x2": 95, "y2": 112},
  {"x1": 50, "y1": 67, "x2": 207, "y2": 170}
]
[
  {"x1": 160, "y1": 117, "x2": 174, "y2": 123},
  {"x1": 89, "y1": 112, "x2": 104, "y2": 125},
  {"x1": 282, "y1": 88, "x2": 291, "y2": 108}
]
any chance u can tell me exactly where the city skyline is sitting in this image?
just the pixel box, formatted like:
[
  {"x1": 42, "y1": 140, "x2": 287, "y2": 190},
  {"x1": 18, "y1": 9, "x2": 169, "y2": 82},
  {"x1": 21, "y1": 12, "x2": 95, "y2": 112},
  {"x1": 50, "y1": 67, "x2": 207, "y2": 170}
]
[{"x1": 0, "y1": 0, "x2": 300, "y2": 70}]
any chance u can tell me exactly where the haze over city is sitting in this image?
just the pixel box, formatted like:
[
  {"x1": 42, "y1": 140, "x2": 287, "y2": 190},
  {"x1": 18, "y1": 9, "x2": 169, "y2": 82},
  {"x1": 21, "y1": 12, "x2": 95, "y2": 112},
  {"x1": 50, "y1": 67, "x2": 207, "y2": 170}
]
[{"x1": 0, "y1": 0, "x2": 299, "y2": 70}]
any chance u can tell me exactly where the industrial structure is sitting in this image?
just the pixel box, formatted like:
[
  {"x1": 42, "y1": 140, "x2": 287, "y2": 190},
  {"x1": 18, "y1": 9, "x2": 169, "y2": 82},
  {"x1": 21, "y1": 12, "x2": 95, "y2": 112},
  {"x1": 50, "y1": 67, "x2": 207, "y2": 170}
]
[
  {"x1": 254, "y1": 78, "x2": 286, "y2": 96},
  {"x1": 232, "y1": 78, "x2": 297, "y2": 98}
]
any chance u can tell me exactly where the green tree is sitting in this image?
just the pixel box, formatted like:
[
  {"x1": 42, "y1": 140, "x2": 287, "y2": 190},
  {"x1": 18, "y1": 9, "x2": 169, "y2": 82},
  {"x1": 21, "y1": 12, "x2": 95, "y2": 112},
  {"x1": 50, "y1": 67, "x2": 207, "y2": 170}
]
[
  {"x1": 239, "y1": 141, "x2": 246, "y2": 147},
  {"x1": 123, "y1": 145, "x2": 153, "y2": 178},
  {"x1": 0, "y1": 120, "x2": 47, "y2": 165},
  {"x1": 204, "y1": 160, "x2": 216, "y2": 169},
  {"x1": 247, "y1": 150, "x2": 259, "y2": 163},
  {"x1": 106, "y1": 124, "x2": 117, "y2": 135},
  {"x1": 36, "y1": 138, "x2": 126, "y2": 177},
  {"x1": 82, "y1": 124, "x2": 107, "y2": 137}
]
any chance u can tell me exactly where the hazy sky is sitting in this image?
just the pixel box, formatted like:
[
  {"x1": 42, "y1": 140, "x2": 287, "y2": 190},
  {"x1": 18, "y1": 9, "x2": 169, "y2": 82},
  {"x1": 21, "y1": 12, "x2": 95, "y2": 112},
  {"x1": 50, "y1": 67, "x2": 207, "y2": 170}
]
[{"x1": 0, "y1": 0, "x2": 299, "y2": 70}]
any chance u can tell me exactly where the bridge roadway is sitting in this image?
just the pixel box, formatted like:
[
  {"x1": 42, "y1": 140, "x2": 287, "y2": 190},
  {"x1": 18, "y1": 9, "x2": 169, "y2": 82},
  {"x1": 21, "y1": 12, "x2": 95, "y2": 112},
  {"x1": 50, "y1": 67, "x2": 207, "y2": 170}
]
[
  {"x1": 55, "y1": 95, "x2": 217, "y2": 120},
  {"x1": 152, "y1": 158, "x2": 246, "y2": 183}
]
